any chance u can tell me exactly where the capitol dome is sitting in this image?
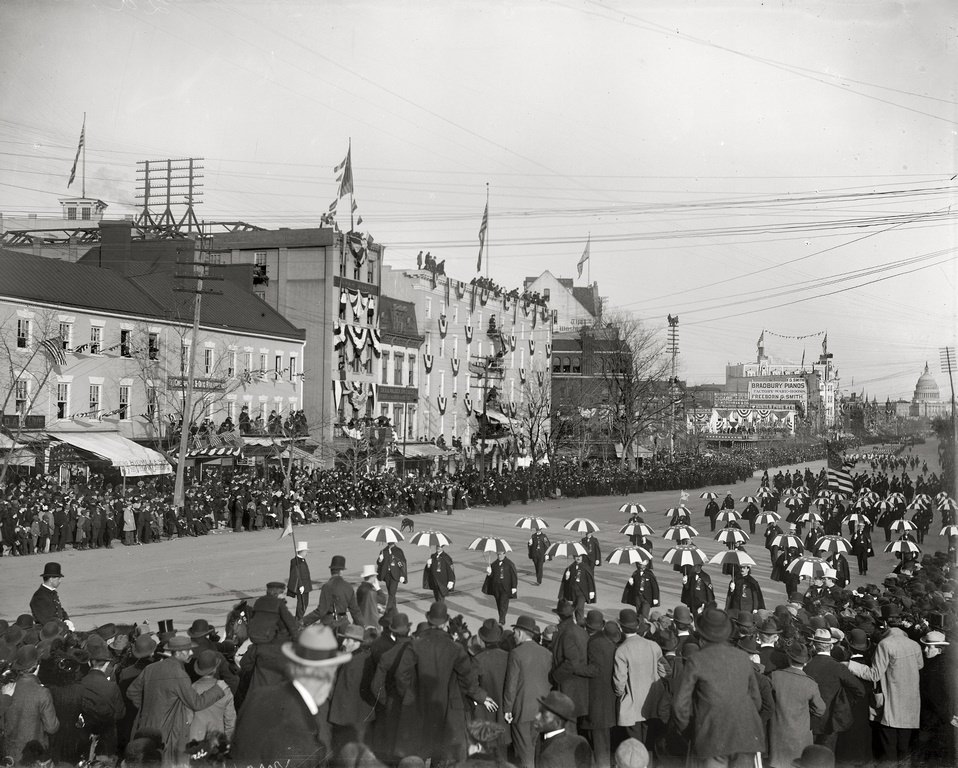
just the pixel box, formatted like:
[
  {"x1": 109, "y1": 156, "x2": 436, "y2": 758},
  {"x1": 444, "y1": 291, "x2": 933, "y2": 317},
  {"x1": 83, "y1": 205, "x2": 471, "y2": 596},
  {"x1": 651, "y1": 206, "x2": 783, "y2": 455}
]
[{"x1": 913, "y1": 362, "x2": 941, "y2": 403}]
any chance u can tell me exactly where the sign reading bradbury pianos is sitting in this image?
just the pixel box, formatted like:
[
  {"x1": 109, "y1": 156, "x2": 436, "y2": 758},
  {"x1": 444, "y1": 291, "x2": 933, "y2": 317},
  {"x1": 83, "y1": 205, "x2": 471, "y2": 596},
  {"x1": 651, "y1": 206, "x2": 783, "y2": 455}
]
[{"x1": 747, "y1": 379, "x2": 807, "y2": 404}]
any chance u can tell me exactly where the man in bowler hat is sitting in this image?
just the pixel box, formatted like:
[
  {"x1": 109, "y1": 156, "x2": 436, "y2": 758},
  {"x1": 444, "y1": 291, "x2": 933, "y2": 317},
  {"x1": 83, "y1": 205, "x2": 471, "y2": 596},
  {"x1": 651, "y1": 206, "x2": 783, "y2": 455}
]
[
  {"x1": 304, "y1": 555, "x2": 361, "y2": 631},
  {"x1": 534, "y1": 691, "x2": 593, "y2": 768},
  {"x1": 30, "y1": 562, "x2": 73, "y2": 629}
]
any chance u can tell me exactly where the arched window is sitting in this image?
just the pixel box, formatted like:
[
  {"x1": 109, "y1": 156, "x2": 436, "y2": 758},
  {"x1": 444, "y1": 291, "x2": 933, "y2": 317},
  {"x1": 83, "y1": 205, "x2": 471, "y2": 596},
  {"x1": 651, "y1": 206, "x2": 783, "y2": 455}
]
[
  {"x1": 571, "y1": 357, "x2": 581, "y2": 374},
  {"x1": 562, "y1": 357, "x2": 571, "y2": 373},
  {"x1": 552, "y1": 356, "x2": 561, "y2": 373}
]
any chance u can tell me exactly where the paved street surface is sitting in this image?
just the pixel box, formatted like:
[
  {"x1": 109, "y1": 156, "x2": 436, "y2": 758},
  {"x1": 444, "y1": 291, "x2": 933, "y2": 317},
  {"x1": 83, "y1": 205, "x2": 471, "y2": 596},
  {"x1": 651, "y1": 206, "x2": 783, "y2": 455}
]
[{"x1": 0, "y1": 442, "x2": 941, "y2": 635}]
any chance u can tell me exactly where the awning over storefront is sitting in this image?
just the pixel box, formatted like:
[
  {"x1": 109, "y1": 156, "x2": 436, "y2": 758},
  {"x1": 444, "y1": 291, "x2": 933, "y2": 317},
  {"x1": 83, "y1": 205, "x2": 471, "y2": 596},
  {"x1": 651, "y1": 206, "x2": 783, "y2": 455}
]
[
  {"x1": 484, "y1": 409, "x2": 518, "y2": 427},
  {"x1": 46, "y1": 431, "x2": 172, "y2": 476},
  {"x1": 185, "y1": 446, "x2": 242, "y2": 460},
  {"x1": 395, "y1": 443, "x2": 453, "y2": 459}
]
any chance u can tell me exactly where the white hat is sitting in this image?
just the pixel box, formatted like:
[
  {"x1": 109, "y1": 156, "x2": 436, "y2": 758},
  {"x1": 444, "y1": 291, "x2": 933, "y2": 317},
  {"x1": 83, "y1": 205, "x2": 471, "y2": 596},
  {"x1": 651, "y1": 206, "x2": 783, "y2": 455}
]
[
  {"x1": 296, "y1": 541, "x2": 309, "y2": 552},
  {"x1": 361, "y1": 564, "x2": 378, "y2": 579}
]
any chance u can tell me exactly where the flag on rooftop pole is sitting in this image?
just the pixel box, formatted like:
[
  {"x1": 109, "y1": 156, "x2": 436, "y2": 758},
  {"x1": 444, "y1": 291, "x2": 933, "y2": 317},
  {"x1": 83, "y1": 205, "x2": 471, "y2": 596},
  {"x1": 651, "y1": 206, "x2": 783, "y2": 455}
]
[
  {"x1": 67, "y1": 116, "x2": 85, "y2": 188},
  {"x1": 476, "y1": 197, "x2": 488, "y2": 273},
  {"x1": 336, "y1": 142, "x2": 354, "y2": 199},
  {"x1": 577, "y1": 233, "x2": 590, "y2": 278}
]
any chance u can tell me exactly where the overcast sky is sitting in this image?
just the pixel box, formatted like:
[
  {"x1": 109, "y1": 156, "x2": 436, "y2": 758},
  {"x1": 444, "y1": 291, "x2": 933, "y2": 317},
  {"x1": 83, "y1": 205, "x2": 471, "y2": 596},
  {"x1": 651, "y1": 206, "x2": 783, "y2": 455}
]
[{"x1": 2, "y1": 0, "x2": 955, "y2": 400}]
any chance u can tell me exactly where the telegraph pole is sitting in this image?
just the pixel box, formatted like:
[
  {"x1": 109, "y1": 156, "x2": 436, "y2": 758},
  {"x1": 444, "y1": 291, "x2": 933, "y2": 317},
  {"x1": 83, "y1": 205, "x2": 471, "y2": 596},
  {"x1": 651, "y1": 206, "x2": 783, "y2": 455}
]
[
  {"x1": 942, "y1": 346, "x2": 957, "y2": 498},
  {"x1": 667, "y1": 315, "x2": 680, "y2": 462},
  {"x1": 172, "y1": 226, "x2": 222, "y2": 517}
]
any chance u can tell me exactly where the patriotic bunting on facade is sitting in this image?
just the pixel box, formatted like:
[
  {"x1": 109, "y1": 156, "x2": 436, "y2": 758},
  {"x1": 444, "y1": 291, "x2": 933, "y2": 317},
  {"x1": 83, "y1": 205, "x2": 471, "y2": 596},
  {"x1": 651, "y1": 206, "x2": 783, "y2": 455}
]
[
  {"x1": 438, "y1": 315, "x2": 448, "y2": 337},
  {"x1": 438, "y1": 395, "x2": 447, "y2": 414},
  {"x1": 464, "y1": 392, "x2": 472, "y2": 413},
  {"x1": 528, "y1": 339, "x2": 535, "y2": 355},
  {"x1": 455, "y1": 281, "x2": 466, "y2": 299},
  {"x1": 470, "y1": 283, "x2": 477, "y2": 313},
  {"x1": 479, "y1": 288, "x2": 488, "y2": 306},
  {"x1": 509, "y1": 334, "x2": 516, "y2": 351},
  {"x1": 451, "y1": 358, "x2": 460, "y2": 376},
  {"x1": 519, "y1": 368, "x2": 527, "y2": 383},
  {"x1": 509, "y1": 402, "x2": 518, "y2": 418},
  {"x1": 423, "y1": 353, "x2": 434, "y2": 373},
  {"x1": 465, "y1": 324, "x2": 473, "y2": 343},
  {"x1": 545, "y1": 342, "x2": 552, "y2": 358},
  {"x1": 536, "y1": 371, "x2": 544, "y2": 386}
]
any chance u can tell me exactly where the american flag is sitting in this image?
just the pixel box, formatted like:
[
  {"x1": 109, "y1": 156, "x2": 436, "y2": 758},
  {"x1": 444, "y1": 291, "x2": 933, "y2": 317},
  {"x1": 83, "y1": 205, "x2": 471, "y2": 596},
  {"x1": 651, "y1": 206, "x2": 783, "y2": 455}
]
[
  {"x1": 476, "y1": 201, "x2": 488, "y2": 273},
  {"x1": 39, "y1": 337, "x2": 66, "y2": 366},
  {"x1": 825, "y1": 441, "x2": 855, "y2": 497}
]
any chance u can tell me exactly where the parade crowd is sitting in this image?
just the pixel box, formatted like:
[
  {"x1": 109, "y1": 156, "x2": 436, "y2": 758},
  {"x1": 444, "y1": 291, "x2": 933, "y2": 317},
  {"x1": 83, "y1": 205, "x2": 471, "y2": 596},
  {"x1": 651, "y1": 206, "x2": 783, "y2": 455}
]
[
  {"x1": 0, "y1": 443, "x2": 833, "y2": 557},
  {"x1": 1, "y1": 446, "x2": 956, "y2": 768}
]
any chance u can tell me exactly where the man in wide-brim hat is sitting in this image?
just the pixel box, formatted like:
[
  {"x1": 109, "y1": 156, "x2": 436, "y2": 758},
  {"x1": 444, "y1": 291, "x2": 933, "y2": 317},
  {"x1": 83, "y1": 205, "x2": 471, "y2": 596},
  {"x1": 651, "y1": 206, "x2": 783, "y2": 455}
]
[{"x1": 232, "y1": 624, "x2": 351, "y2": 765}]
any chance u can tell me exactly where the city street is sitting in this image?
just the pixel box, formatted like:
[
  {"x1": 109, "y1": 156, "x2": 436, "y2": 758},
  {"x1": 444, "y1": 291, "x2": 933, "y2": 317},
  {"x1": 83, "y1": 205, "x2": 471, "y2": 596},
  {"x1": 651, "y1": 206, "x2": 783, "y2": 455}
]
[{"x1": 2, "y1": 441, "x2": 939, "y2": 635}]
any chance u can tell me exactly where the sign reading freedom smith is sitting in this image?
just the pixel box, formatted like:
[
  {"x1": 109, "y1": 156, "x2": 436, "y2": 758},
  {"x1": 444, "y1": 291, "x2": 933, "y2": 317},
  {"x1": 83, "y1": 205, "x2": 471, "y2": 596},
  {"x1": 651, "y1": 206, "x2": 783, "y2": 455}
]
[{"x1": 748, "y1": 379, "x2": 807, "y2": 402}]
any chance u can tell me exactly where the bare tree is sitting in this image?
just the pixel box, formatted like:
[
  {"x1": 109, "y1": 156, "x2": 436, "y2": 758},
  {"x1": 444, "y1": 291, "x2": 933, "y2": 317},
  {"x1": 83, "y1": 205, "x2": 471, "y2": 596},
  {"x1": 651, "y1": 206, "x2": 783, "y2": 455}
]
[
  {"x1": 503, "y1": 377, "x2": 552, "y2": 480},
  {"x1": 0, "y1": 309, "x2": 61, "y2": 483},
  {"x1": 590, "y1": 312, "x2": 678, "y2": 468}
]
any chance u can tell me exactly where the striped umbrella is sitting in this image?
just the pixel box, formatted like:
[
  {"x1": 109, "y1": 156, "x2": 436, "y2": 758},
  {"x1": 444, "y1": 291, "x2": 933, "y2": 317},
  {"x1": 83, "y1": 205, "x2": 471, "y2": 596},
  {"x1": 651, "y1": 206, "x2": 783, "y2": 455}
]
[
  {"x1": 889, "y1": 519, "x2": 918, "y2": 533},
  {"x1": 814, "y1": 535, "x2": 851, "y2": 555},
  {"x1": 409, "y1": 530, "x2": 452, "y2": 548},
  {"x1": 467, "y1": 536, "x2": 513, "y2": 554},
  {"x1": 708, "y1": 549, "x2": 756, "y2": 567},
  {"x1": 700, "y1": 491, "x2": 719, "y2": 500},
  {"x1": 884, "y1": 538, "x2": 922, "y2": 556},
  {"x1": 842, "y1": 513, "x2": 872, "y2": 528},
  {"x1": 886, "y1": 492, "x2": 906, "y2": 505},
  {"x1": 937, "y1": 491, "x2": 952, "y2": 502},
  {"x1": 875, "y1": 500, "x2": 895, "y2": 514},
  {"x1": 564, "y1": 518, "x2": 600, "y2": 534},
  {"x1": 715, "y1": 509, "x2": 742, "y2": 524},
  {"x1": 797, "y1": 511, "x2": 823, "y2": 524},
  {"x1": 620, "y1": 522, "x2": 655, "y2": 538},
  {"x1": 938, "y1": 525, "x2": 958, "y2": 537},
  {"x1": 816, "y1": 490, "x2": 840, "y2": 502},
  {"x1": 757, "y1": 487, "x2": 776, "y2": 499},
  {"x1": 360, "y1": 525, "x2": 405, "y2": 543},
  {"x1": 716, "y1": 527, "x2": 749, "y2": 545},
  {"x1": 784, "y1": 497, "x2": 805, "y2": 508},
  {"x1": 771, "y1": 534, "x2": 805, "y2": 551},
  {"x1": 740, "y1": 495, "x2": 759, "y2": 505},
  {"x1": 756, "y1": 511, "x2": 781, "y2": 524},
  {"x1": 907, "y1": 497, "x2": 931, "y2": 511},
  {"x1": 786, "y1": 555, "x2": 829, "y2": 580},
  {"x1": 546, "y1": 541, "x2": 587, "y2": 559},
  {"x1": 606, "y1": 546, "x2": 653, "y2": 565},
  {"x1": 665, "y1": 506, "x2": 692, "y2": 518},
  {"x1": 938, "y1": 497, "x2": 958, "y2": 512},
  {"x1": 662, "y1": 543, "x2": 708, "y2": 568},
  {"x1": 663, "y1": 525, "x2": 698, "y2": 541},
  {"x1": 619, "y1": 502, "x2": 649, "y2": 516},
  {"x1": 515, "y1": 516, "x2": 549, "y2": 530}
]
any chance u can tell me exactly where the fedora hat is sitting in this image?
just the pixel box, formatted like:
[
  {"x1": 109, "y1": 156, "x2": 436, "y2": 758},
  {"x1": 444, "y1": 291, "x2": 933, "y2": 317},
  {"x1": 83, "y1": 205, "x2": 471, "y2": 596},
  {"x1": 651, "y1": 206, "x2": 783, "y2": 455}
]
[
  {"x1": 585, "y1": 610, "x2": 605, "y2": 632},
  {"x1": 88, "y1": 643, "x2": 113, "y2": 663},
  {"x1": 921, "y1": 630, "x2": 949, "y2": 646},
  {"x1": 329, "y1": 555, "x2": 346, "y2": 571},
  {"x1": 618, "y1": 609, "x2": 640, "y2": 632},
  {"x1": 478, "y1": 618, "x2": 503, "y2": 644},
  {"x1": 426, "y1": 601, "x2": 449, "y2": 626},
  {"x1": 737, "y1": 636, "x2": 759, "y2": 654},
  {"x1": 193, "y1": 649, "x2": 220, "y2": 676},
  {"x1": 697, "y1": 608, "x2": 732, "y2": 644},
  {"x1": 758, "y1": 617, "x2": 781, "y2": 635},
  {"x1": 338, "y1": 624, "x2": 365, "y2": 643},
  {"x1": 361, "y1": 564, "x2": 378, "y2": 580},
  {"x1": 282, "y1": 624, "x2": 352, "y2": 668},
  {"x1": 12, "y1": 645, "x2": 39, "y2": 671},
  {"x1": 41, "y1": 621, "x2": 64, "y2": 640},
  {"x1": 187, "y1": 619, "x2": 215, "y2": 639},
  {"x1": 786, "y1": 640, "x2": 810, "y2": 664},
  {"x1": 95, "y1": 623, "x2": 117, "y2": 641},
  {"x1": 41, "y1": 562, "x2": 64, "y2": 579},
  {"x1": 512, "y1": 615, "x2": 540, "y2": 637},
  {"x1": 166, "y1": 636, "x2": 196, "y2": 653},
  {"x1": 132, "y1": 634, "x2": 158, "y2": 659},
  {"x1": 812, "y1": 628, "x2": 837, "y2": 645},
  {"x1": 733, "y1": 610, "x2": 755, "y2": 628},
  {"x1": 553, "y1": 599, "x2": 575, "y2": 618},
  {"x1": 538, "y1": 690, "x2": 577, "y2": 723}
]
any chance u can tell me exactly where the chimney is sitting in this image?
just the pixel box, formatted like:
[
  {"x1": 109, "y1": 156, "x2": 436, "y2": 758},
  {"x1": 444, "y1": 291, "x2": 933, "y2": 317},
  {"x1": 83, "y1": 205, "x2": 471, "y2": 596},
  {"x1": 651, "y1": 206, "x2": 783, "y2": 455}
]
[{"x1": 97, "y1": 220, "x2": 133, "y2": 275}]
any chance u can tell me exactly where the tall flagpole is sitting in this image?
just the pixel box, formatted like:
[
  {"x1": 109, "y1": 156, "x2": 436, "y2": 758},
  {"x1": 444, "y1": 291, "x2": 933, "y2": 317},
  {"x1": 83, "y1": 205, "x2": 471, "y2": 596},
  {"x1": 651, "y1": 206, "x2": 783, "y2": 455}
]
[
  {"x1": 81, "y1": 112, "x2": 86, "y2": 199},
  {"x1": 587, "y1": 230, "x2": 591, "y2": 285},
  {"x1": 484, "y1": 183, "x2": 490, "y2": 279},
  {"x1": 348, "y1": 138, "x2": 354, "y2": 233}
]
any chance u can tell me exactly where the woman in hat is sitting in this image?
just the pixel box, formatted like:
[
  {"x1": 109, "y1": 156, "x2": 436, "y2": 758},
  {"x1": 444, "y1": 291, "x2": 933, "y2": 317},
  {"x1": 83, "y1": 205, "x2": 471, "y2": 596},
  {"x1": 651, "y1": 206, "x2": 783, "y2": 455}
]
[{"x1": 767, "y1": 641, "x2": 826, "y2": 768}]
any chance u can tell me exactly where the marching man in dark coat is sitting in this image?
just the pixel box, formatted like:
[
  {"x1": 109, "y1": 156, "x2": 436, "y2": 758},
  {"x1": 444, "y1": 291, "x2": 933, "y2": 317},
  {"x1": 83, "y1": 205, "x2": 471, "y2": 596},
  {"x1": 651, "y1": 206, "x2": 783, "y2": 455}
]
[
  {"x1": 483, "y1": 550, "x2": 519, "y2": 624},
  {"x1": 377, "y1": 541, "x2": 408, "y2": 612},
  {"x1": 559, "y1": 553, "x2": 597, "y2": 625},
  {"x1": 580, "y1": 532, "x2": 601, "y2": 572},
  {"x1": 620, "y1": 560, "x2": 659, "y2": 619},
  {"x1": 725, "y1": 564, "x2": 765, "y2": 614},
  {"x1": 31, "y1": 561, "x2": 73, "y2": 629},
  {"x1": 304, "y1": 555, "x2": 361, "y2": 631},
  {"x1": 527, "y1": 528, "x2": 550, "y2": 585},
  {"x1": 287, "y1": 541, "x2": 312, "y2": 620},
  {"x1": 680, "y1": 564, "x2": 714, "y2": 616},
  {"x1": 422, "y1": 543, "x2": 456, "y2": 602}
]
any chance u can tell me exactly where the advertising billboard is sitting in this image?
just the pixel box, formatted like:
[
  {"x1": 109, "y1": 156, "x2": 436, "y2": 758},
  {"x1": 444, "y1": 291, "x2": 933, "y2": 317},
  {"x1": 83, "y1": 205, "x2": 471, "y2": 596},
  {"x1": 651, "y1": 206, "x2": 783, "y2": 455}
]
[{"x1": 747, "y1": 379, "x2": 807, "y2": 403}]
